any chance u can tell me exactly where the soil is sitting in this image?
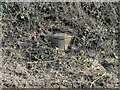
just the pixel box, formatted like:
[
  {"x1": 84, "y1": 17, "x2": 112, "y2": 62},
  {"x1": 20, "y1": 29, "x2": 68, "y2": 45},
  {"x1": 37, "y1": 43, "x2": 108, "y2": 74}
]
[{"x1": 1, "y1": 2, "x2": 120, "y2": 88}]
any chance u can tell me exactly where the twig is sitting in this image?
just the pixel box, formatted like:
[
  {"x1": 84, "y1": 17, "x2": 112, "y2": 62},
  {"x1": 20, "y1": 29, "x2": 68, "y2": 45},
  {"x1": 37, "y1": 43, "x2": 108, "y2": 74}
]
[{"x1": 90, "y1": 72, "x2": 106, "y2": 88}]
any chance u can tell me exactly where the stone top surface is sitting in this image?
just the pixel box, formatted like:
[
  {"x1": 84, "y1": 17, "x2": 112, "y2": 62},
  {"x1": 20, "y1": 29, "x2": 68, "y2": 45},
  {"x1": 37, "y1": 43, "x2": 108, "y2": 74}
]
[{"x1": 52, "y1": 33, "x2": 73, "y2": 39}]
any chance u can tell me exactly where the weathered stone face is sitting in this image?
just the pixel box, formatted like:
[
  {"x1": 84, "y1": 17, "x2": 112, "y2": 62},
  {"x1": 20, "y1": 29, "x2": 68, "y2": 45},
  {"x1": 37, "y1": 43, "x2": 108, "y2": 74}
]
[{"x1": 49, "y1": 33, "x2": 73, "y2": 50}]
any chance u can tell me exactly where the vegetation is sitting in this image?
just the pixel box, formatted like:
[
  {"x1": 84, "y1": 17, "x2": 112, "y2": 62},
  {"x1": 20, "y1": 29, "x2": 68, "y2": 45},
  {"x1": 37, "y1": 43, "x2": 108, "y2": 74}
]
[{"x1": 1, "y1": 2, "x2": 119, "y2": 88}]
